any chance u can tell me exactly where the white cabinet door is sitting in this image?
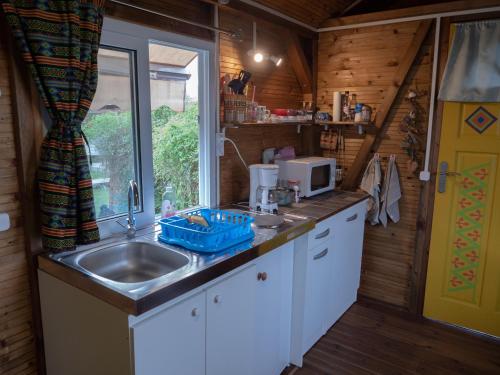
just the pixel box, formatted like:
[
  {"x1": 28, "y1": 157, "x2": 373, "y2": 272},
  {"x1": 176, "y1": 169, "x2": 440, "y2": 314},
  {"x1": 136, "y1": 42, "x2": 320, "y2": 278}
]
[
  {"x1": 254, "y1": 243, "x2": 293, "y2": 375},
  {"x1": 327, "y1": 201, "x2": 366, "y2": 329},
  {"x1": 302, "y1": 241, "x2": 331, "y2": 353},
  {"x1": 206, "y1": 265, "x2": 256, "y2": 375},
  {"x1": 132, "y1": 292, "x2": 206, "y2": 375}
]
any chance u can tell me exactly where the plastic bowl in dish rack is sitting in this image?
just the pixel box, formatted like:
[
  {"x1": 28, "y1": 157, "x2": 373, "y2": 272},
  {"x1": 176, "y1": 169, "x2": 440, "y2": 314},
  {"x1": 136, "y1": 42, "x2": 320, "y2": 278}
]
[{"x1": 158, "y1": 208, "x2": 255, "y2": 253}]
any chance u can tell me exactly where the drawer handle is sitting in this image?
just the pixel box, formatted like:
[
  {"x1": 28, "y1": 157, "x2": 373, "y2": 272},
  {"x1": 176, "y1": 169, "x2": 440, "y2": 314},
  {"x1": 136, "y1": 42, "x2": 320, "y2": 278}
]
[
  {"x1": 313, "y1": 248, "x2": 328, "y2": 260},
  {"x1": 257, "y1": 272, "x2": 268, "y2": 281},
  {"x1": 346, "y1": 213, "x2": 358, "y2": 222},
  {"x1": 314, "y1": 228, "x2": 330, "y2": 240},
  {"x1": 191, "y1": 308, "x2": 198, "y2": 317},
  {"x1": 214, "y1": 295, "x2": 221, "y2": 304}
]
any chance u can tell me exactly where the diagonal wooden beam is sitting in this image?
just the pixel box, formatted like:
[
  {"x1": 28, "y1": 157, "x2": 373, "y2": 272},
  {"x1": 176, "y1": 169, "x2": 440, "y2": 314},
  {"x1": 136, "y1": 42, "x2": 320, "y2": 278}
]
[
  {"x1": 341, "y1": 19, "x2": 432, "y2": 190},
  {"x1": 287, "y1": 33, "x2": 313, "y2": 94},
  {"x1": 339, "y1": 0, "x2": 365, "y2": 16}
]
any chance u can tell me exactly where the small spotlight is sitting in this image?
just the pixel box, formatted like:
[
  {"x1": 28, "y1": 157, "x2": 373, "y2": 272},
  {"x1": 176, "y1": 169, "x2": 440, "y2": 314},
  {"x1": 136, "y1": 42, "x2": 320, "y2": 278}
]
[
  {"x1": 270, "y1": 56, "x2": 283, "y2": 67},
  {"x1": 254, "y1": 52, "x2": 264, "y2": 63}
]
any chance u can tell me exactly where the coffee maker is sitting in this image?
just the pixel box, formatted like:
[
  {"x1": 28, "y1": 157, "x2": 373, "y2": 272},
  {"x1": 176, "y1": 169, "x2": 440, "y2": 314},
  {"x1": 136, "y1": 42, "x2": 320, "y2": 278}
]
[{"x1": 249, "y1": 164, "x2": 279, "y2": 214}]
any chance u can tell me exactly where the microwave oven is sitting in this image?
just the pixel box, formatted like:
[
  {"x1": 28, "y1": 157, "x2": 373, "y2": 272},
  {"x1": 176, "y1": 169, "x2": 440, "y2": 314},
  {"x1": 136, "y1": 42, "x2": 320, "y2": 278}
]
[{"x1": 275, "y1": 157, "x2": 336, "y2": 197}]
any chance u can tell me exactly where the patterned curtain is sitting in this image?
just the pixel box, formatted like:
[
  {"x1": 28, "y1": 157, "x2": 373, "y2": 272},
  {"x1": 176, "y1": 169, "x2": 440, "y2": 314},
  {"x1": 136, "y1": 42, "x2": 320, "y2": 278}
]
[{"x1": 1, "y1": 0, "x2": 104, "y2": 251}]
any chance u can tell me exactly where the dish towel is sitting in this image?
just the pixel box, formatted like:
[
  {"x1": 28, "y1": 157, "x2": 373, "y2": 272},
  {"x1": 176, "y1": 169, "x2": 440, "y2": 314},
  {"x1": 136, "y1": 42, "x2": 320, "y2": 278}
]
[
  {"x1": 360, "y1": 154, "x2": 382, "y2": 225},
  {"x1": 379, "y1": 155, "x2": 401, "y2": 227}
]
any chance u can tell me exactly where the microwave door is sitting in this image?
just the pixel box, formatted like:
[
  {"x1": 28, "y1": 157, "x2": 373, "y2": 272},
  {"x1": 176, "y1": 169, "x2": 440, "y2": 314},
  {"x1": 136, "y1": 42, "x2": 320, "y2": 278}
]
[{"x1": 310, "y1": 164, "x2": 331, "y2": 192}]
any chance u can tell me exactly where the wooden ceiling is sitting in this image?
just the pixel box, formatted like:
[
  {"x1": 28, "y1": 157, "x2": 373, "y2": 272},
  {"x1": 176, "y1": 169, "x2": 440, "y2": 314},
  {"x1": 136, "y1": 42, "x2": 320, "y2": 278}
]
[
  {"x1": 252, "y1": 0, "x2": 353, "y2": 27},
  {"x1": 250, "y1": 0, "x2": 460, "y2": 27}
]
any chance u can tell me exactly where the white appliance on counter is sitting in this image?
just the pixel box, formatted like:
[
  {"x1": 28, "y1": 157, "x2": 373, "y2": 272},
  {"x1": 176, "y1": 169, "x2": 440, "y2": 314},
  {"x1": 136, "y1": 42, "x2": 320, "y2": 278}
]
[
  {"x1": 249, "y1": 164, "x2": 279, "y2": 213},
  {"x1": 275, "y1": 157, "x2": 336, "y2": 198}
]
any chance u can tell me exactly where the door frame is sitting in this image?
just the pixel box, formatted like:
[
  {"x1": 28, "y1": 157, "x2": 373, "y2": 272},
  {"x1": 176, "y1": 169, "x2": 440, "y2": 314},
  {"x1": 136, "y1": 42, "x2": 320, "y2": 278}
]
[{"x1": 410, "y1": 11, "x2": 500, "y2": 317}]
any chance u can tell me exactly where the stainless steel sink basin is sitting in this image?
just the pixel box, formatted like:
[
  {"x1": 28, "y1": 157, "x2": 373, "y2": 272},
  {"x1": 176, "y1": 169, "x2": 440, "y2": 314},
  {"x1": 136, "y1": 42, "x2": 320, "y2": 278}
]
[{"x1": 76, "y1": 242, "x2": 190, "y2": 283}]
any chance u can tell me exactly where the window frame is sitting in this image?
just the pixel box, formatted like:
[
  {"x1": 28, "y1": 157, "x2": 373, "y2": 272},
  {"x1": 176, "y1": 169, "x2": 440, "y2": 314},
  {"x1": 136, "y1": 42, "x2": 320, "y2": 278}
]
[{"x1": 94, "y1": 18, "x2": 217, "y2": 239}]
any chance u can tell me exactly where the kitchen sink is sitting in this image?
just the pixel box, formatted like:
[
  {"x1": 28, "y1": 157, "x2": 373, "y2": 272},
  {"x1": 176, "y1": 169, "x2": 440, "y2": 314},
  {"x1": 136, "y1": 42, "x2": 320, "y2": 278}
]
[{"x1": 76, "y1": 242, "x2": 190, "y2": 283}]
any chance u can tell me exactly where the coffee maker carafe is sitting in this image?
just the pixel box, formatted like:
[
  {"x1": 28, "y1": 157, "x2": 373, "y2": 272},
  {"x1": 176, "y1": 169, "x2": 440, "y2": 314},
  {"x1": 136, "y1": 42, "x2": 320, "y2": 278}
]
[{"x1": 249, "y1": 164, "x2": 279, "y2": 214}]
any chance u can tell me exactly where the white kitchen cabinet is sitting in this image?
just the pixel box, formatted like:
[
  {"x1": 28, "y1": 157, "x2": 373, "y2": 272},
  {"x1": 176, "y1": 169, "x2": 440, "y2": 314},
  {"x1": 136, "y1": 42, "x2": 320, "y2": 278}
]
[
  {"x1": 291, "y1": 199, "x2": 367, "y2": 367},
  {"x1": 254, "y1": 242, "x2": 293, "y2": 375},
  {"x1": 206, "y1": 265, "x2": 256, "y2": 375},
  {"x1": 327, "y1": 202, "x2": 366, "y2": 328},
  {"x1": 132, "y1": 292, "x2": 206, "y2": 375},
  {"x1": 302, "y1": 241, "x2": 332, "y2": 352}
]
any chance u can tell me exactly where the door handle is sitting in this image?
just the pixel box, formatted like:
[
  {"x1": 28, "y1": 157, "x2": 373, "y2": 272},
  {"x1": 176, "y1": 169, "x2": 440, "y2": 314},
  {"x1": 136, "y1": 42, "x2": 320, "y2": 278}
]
[
  {"x1": 314, "y1": 228, "x2": 330, "y2": 239},
  {"x1": 438, "y1": 161, "x2": 461, "y2": 193},
  {"x1": 346, "y1": 213, "x2": 358, "y2": 222},
  {"x1": 313, "y1": 248, "x2": 329, "y2": 260}
]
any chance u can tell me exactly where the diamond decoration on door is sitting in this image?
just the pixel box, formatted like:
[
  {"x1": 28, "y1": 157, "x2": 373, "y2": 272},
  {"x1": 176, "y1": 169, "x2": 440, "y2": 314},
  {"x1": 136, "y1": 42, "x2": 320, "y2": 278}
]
[{"x1": 465, "y1": 106, "x2": 497, "y2": 134}]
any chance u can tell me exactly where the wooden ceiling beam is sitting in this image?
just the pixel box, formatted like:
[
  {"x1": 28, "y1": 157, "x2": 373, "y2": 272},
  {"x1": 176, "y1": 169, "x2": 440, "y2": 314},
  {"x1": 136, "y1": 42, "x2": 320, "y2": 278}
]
[
  {"x1": 286, "y1": 33, "x2": 313, "y2": 94},
  {"x1": 341, "y1": 19, "x2": 432, "y2": 190},
  {"x1": 321, "y1": 0, "x2": 500, "y2": 28}
]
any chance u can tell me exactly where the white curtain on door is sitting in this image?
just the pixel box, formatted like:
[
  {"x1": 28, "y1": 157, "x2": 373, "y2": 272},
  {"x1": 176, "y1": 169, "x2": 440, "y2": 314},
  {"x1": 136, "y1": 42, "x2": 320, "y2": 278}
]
[{"x1": 438, "y1": 20, "x2": 500, "y2": 102}]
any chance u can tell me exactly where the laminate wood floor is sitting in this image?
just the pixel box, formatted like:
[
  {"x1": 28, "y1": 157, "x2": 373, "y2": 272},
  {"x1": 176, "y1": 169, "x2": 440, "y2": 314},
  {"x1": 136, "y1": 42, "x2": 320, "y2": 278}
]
[{"x1": 283, "y1": 301, "x2": 500, "y2": 375}]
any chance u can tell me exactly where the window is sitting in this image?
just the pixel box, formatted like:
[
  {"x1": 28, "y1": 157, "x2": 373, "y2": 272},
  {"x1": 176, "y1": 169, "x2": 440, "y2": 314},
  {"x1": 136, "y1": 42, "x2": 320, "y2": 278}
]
[
  {"x1": 82, "y1": 47, "x2": 141, "y2": 220},
  {"x1": 83, "y1": 18, "x2": 216, "y2": 238},
  {"x1": 149, "y1": 42, "x2": 200, "y2": 213}
]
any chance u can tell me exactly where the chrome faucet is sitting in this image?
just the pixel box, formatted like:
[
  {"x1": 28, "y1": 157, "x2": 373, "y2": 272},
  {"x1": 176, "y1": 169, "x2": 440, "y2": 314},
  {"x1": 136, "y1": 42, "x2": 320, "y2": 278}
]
[{"x1": 127, "y1": 180, "x2": 139, "y2": 239}]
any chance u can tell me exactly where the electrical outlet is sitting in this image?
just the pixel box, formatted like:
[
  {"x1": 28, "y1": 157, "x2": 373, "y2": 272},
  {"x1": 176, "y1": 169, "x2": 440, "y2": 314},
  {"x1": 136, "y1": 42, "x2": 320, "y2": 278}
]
[
  {"x1": 419, "y1": 171, "x2": 431, "y2": 181},
  {"x1": 216, "y1": 131, "x2": 225, "y2": 157}
]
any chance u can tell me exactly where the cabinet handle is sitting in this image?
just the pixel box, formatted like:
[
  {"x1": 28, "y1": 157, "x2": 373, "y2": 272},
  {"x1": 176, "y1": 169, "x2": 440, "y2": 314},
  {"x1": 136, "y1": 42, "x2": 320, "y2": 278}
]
[
  {"x1": 257, "y1": 272, "x2": 268, "y2": 281},
  {"x1": 313, "y1": 248, "x2": 328, "y2": 260},
  {"x1": 314, "y1": 228, "x2": 330, "y2": 239},
  {"x1": 191, "y1": 308, "x2": 198, "y2": 317},
  {"x1": 346, "y1": 213, "x2": 358, "y2": 222},
  {"x1": 213, "y1": 295, "x2": 221, "y2": 304}
]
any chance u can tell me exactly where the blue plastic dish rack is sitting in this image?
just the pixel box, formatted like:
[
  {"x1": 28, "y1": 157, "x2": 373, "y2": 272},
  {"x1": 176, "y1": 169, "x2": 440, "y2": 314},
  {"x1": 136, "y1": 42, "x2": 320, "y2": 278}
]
[{"x1": 158, "y1": 208, "x2": 255, "y2": 253}]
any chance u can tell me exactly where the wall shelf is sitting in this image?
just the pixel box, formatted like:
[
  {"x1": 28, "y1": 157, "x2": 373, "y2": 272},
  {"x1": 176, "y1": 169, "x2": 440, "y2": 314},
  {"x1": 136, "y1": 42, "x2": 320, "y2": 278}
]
[
  {"x1": 315, "y1": 121, "x2": 373, "y2": 127},
  {"x1": 221, "y1": 121, "x2": 313, "y2": 129}
]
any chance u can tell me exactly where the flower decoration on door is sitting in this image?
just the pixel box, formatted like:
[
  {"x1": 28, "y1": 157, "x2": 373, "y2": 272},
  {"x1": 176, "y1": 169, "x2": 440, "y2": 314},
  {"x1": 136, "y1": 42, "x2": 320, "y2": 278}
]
[{"x1": 447, "y1": 162, "x2": 491, "y2": 301}]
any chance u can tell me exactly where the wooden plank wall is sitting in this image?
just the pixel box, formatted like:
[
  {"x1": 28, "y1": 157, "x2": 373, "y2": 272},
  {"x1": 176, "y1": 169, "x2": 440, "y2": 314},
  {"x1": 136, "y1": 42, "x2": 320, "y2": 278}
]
[
  {"x1": 317, "y1": 22, "x2": 433, "y2": 308},
  {"x1": 219, "y1": 8, "x2": 306, "y2": 204},
  {"x1": 0, "y1": 38, "x2": 37, "y2": 374}
]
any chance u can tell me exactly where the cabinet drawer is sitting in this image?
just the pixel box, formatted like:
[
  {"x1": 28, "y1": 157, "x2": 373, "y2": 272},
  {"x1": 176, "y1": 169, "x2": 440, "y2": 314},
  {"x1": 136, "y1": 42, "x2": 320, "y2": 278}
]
[
  {"x1": 308, "y1": 216, "x2": 333, "y2": 249},
  {"x1": 334, "y1": 201, "x2": 366, "y2": 226}
]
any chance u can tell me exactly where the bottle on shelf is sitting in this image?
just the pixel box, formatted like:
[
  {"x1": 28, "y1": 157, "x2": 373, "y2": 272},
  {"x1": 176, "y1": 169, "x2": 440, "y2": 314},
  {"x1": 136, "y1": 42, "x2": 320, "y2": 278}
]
[
  {"x1": 342, "y1": 91, "x2": 351, "y2": 121},
  {"x1": 350, "y1": 93, "x2": 357, "y2": 119}
]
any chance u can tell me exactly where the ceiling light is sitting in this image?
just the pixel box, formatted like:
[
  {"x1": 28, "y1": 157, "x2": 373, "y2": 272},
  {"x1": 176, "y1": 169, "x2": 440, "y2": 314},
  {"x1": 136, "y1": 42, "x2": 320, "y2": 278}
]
[{"x1": 254, "y1": 52, "x2": 264, "y2": 63}]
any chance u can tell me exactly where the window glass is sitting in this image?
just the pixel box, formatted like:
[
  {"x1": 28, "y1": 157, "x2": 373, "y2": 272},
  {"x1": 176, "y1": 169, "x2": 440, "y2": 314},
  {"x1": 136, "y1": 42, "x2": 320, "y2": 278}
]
[
  {"x1": 149, "y1": 42, "x2": 200, "y2": 215},
  {"x1": 82, "y1": 47, "x2": 140, "y2": 220}
]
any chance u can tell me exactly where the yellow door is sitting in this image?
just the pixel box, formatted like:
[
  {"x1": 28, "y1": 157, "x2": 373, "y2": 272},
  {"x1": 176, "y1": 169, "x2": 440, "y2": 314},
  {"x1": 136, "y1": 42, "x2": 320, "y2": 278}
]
[{"x1": 424, "y1": 100, "x2": 500, "y2": 337}]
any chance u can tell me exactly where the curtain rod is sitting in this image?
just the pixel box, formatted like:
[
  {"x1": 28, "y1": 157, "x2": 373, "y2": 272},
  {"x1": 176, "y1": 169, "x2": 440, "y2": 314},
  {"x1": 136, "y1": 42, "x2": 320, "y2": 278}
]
[{"x1": 109, "y1": 0, "x2": 236, "y2": 36}]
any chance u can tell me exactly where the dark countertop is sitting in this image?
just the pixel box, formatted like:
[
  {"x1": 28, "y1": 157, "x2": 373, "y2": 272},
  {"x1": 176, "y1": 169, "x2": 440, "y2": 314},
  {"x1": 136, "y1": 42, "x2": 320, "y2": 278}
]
[
  {"x1": 38, "y1": 190, "x2": 368, "y2": 316},
  {"x1": 278, "y1": 190, "x2": 369, "y2": 222}
]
